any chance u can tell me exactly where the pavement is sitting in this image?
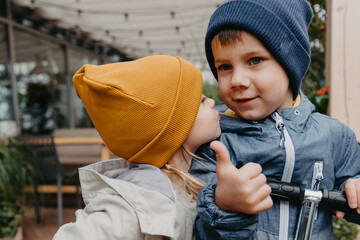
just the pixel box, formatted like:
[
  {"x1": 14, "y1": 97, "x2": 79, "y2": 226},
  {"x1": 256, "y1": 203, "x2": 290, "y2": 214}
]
[
  {"x1": 22, "y1": 207, "x2": 77, "y2": 240},
  {"x1": 22, "y1": 206, "x2": 360, "y2": 240}
]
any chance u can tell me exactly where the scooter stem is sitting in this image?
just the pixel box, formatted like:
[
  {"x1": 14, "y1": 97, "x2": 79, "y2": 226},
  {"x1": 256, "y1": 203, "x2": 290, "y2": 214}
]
[{"x1": 295, "y1": 189, "x2": 322, "y2": 240}]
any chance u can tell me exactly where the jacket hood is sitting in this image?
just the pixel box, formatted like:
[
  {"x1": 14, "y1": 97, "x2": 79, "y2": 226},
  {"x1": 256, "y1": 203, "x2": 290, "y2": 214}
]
[{"x1": 78, "y1": 159, "x2": 176, "y2": 238}]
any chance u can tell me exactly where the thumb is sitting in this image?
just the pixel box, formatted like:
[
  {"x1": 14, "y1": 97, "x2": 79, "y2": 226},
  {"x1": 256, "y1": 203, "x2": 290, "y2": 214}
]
[{"x1": 210, "y1": 141, "x2": 233, "y2": 174}]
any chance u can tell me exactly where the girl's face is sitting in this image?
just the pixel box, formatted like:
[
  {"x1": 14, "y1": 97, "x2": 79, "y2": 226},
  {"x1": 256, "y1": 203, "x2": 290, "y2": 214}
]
[{"x1": 183, "y1": 95, "x2": 221, "y2": 153}]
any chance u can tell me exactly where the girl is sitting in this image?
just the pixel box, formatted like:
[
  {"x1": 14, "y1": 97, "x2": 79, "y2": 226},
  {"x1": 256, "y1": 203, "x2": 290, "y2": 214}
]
[{"x1": 53, "y1": 55, "x2": 221, "y2": 240}]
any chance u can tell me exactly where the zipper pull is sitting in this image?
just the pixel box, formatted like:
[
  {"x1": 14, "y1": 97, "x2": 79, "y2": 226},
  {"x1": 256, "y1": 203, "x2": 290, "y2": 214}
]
[
  {"x1": 314, "y1": 161, "x2": 324, "y2": 183},
  {"x1": 273, "y1": 112, "x2": 285, "y2": 147},
  {"x1": 313, "y1": 161, "x2": 324, "y2": 221},
  {"x1": 312, "y1": 162, "x2": 324, "y2": 191}
]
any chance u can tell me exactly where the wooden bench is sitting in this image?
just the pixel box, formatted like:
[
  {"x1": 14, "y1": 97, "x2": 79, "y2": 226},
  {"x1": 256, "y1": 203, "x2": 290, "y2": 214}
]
[{"x1": 54, "y1": 128, "x2": 114, "y2": 166}]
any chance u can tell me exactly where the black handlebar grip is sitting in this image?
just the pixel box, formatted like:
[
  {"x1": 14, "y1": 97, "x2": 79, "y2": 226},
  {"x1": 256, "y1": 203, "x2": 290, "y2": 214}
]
[
  {"x1": 267, "y1": 180, "x2": 305, "y2": 204},
  {"x1": 321, "y1": 189, "x2": 347, "y2": 210},
  {"x1": 321, "y1": 189, "x2": 360, "y2": 221},
  {"x1": 321, "y1": 189, "x2": 357, "y2": 213}
]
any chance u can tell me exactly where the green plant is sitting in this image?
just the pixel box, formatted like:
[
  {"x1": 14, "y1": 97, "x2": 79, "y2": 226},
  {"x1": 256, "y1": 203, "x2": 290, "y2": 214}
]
[
  {"x1": 0, "y1": 137, "x2": 35, "y2": 238},
  {"x1": 302, "y1": 0, "x2": 326, "y2": 97},
  {"x1": 333, "y1": 216, "x2": 358, "y2": 240},
  {"x1": 202, "y1": 82, "x2": 222, "y2": 105},
  {"x1": 311, "y1": 86, "x2": 329, "y2": 114}
]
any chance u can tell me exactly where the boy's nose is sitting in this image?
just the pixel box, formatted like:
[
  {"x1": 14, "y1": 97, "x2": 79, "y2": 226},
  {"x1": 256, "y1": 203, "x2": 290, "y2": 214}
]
[{"x1": 231, "y1": 70, "x2": 251, "y2": 88}]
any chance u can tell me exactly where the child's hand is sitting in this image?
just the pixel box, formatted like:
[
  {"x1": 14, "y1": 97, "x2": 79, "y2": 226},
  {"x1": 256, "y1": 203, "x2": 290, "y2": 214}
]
[
  {"x1": 335, "y1": 178, "x2": 360, "y2": 219},
  {"x1": 210, "y1": 141, "x2": 273, "y2": 214}
]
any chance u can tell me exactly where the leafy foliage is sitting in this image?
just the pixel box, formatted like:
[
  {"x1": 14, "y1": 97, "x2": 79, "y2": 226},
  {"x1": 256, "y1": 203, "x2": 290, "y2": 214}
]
[
  {"x1": 0, "y1": 137, "x2": 36, "y2": 238},
  {"x1": 0, "y1": 202, "x2": 24, "y2": 238},
  {"x1": 333, "y1": 216, "x2": 359, "y2": 240},
  {"x1": 302, "y1": 0, "x2": 327, "y2": 99},
  {"x1": 311, "y1": 86, "x2": 329, "y2": 114},
  {"x1": 202, "y1": 82, "x2": 222, "y2": 105}
]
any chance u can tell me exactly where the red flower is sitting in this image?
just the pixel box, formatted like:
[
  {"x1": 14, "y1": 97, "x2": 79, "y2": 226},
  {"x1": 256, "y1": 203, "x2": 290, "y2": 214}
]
[{"x1": 317, "y1": 86, "x2": 329, "y2": 96}]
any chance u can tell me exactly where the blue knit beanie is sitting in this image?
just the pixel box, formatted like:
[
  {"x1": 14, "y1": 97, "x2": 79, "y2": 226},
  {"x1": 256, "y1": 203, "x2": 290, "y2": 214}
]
[{"x1": 205, "y1": 0, "x2": 313, "y2": 100}]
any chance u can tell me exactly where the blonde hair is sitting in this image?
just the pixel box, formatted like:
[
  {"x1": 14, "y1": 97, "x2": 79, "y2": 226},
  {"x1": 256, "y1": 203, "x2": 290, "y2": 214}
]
[{"x1": 161, "y1": 146, "x2": 205, "y2": 200}]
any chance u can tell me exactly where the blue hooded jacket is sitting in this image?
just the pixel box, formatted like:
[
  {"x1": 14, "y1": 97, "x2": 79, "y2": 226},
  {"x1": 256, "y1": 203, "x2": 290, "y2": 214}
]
[{"x1": 190, "y1": 92, "x2": 360, "y2": 239}]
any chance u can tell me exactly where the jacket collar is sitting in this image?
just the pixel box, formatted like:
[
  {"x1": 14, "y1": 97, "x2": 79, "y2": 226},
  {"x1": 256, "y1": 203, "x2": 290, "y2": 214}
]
[
  {"x1": 219, "y1": 91, "x2": 315, "y2": 134},
  {"x1": 79, "y1": 159, "x2": 176, "y2": 238}
]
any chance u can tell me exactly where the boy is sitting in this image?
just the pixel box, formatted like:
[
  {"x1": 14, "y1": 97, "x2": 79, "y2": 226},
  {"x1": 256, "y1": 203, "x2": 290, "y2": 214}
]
[{"x1": 189, "y1": 0, "x2": 360, "y2": 239}]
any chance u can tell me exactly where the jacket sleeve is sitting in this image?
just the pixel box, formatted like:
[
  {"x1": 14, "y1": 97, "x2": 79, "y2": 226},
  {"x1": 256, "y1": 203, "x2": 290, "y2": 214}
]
[
  {"x1": 189, "y1": 142, "x2": 258, "y2": 240},
  {"x1": 52, "y1": 194, "x2": 141, "y2": 240},
  {"x1": 334, "y1": 126, "x2": 360, "y2": 224}
]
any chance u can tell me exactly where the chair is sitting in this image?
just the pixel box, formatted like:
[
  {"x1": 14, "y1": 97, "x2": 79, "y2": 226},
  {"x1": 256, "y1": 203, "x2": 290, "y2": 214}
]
[{"x1": 23, "y1": 134, "x2": 81, "y2": 228}]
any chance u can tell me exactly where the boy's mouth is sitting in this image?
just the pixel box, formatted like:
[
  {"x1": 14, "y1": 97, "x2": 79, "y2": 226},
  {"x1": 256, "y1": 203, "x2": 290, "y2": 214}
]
[{"x1": 234, "y1": 97, "x2": 257, "y2": 104}]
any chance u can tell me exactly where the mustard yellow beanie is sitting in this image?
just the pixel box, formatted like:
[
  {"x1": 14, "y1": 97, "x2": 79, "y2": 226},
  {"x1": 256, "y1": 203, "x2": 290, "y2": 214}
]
[{"x1": 73, "y1": 55, "x2": 203, "y2": 168}]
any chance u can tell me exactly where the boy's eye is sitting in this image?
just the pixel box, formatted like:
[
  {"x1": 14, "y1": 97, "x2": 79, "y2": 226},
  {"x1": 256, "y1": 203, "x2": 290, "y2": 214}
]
[
  {"x1": 217, "y1": 64, "x2": 232, "y2": 71},
  {"x1": 201, "y1": 96, "x2": 207, "y2": 103},
  {"x1": 249, "y1": 57, "x2": 263, "y2": 65}
]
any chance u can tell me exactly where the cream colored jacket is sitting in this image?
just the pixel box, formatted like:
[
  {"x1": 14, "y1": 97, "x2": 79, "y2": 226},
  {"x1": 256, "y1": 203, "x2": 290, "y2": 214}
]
[{"x1": 53, "y1": 159, "x2": 196, "y2": 240}]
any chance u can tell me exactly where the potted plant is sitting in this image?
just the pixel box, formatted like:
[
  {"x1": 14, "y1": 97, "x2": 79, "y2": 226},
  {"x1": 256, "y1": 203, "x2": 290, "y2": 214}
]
[
  {"x1": 312, "y1": 86, "x2": 329, "y2": 114},
  {"x1": 0, "y1": 137, "x2": 35, "y2": 240}
]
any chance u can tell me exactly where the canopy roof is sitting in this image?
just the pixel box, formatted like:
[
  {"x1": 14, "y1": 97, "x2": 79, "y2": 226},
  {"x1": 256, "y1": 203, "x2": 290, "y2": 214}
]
[{"x1": 13, "y1": 0, "x2": 225, "y2": 73}]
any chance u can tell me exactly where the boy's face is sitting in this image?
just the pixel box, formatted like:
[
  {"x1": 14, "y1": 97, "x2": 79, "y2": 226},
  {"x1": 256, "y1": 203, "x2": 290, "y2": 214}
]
[{"x1": 212, "y1": 31, "x2": 293, "y2": 120}]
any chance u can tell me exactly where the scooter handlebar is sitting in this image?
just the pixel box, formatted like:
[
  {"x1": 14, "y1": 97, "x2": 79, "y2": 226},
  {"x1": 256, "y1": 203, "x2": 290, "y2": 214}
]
[
  {"x1": 267, "y1": 180, "x2": 358, "y2": 214},
  {"x1": 267, "y1": 180, "x2": 305, "y2": 204}
]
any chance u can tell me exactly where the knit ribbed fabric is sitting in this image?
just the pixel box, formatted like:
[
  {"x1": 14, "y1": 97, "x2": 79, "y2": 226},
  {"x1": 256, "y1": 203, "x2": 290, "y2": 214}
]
[
  {"x1": 205, "y1": 0, "x2": 313, "y2": 100},
  {"x1": 73, "y1": 55, "x2": 203, "y2": 168}
]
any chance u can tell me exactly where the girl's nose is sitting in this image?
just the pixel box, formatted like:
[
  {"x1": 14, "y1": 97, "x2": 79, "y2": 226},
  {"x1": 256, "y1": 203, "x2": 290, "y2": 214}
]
[
  {"x1": 208, "y1": 98, "x2": 215, "y2": 107},
  {"x1": 205, "y1": 97, "x2": 215, "y2": 107}
]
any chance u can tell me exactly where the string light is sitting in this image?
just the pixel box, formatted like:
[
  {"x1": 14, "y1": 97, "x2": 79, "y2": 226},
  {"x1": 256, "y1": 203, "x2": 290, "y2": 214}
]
[
  {"x1": 24, "y1": 2, "x2": 218, "y2": 16},
  {"x1": 16, "y1": 0, "x2": 215, "y2": 64}
]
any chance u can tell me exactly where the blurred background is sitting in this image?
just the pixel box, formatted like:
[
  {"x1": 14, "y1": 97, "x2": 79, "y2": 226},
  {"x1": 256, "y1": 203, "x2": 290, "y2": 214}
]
[{"x1": 0, "y1": 0, "x2": 359, "y2": 239}]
